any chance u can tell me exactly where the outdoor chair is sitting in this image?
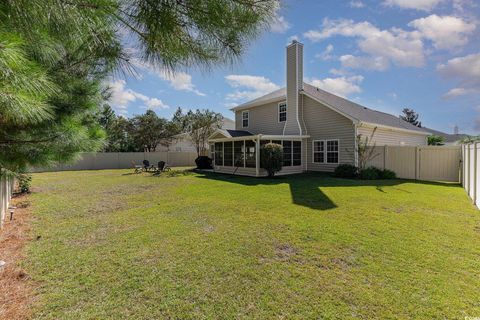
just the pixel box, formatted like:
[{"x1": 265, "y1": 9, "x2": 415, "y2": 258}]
[
  {"x1": 153, "y1": 161, "x2": 171, "y2": 175},
  {"x1": 142, "y1": 160, "x2": 154, "y2": 172},
  {"x1": 132, "y1": 161, "x2": 143, "y2": 174}
]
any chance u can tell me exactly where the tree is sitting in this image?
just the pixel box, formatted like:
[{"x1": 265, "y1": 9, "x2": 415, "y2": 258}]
[
  {"x1": 260, "y1": 143, "x2": 283, "y2": 177},
  {"x1": 459, "y1": 136, "x2": 480, "y2": 144},
  {"x1": 130, "y1": 110, "x2": 170, "y2": 152},
  {"x1": 104, "y1": 116, "x2": 136, "y2": 152},
  {"x1": 0, "y1": 0, "x2": 278, "y2": 172},
  {"x1": 427, "y1": 135, "x2": 445, "y2": 146},
  {"x1": 182, "y1": 110, "x2": 224, "y2": 157},
  {"x1": 400, "y1": 108, "x2": 422, "y2": 127},
  {"x1": 356, "y1": 127, "x2": 380, "y2": 170}
]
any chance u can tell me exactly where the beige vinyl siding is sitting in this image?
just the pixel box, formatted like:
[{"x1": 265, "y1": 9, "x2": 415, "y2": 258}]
[
  {"x1": 358, "y1": 126, "x2": 427, "y2": 146},
  {"x1": 235, "y1": 101, "x2": 285, "y2": 135},
  {"x1": 303, "y1": 96, "x2": 355, "y2": 172}
]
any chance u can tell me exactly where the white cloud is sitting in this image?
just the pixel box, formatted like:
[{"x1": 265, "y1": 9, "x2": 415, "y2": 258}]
[
  {"x1": 156, "y1": 70, "x2": 206, "y2": 96},
  {"x1": 271, "y1": 15, "x2": 291, "y2": 33},
  {"x1": 409, "y1": 15, "x2": 475, "y2": 50},
  {"x1": 287, "y1": 35, "x2": 299, "y2": 45},
  {"x1": 316, "y1": 44, "x2": 335, "y2": 60},
  {"x1": 383, "y1": 0, "x2": 443, "y2": 11},
  {"x1": 225, "y1": 75, "x2": 280, "y2": 102},
  {"x1": 108, "y1": 80, "x2": 169, "y2": 115},
  {"x1": 131, "y1": 57, "x2": 205, "y2": 96},
  {"x1": 340, "y1": 55, "x2": 390, "y2": 71},
  {"x1": 304, "y1": 19, "x2": 425, "y2": 69},
  {"x1": 350, "y1": 0, "x2": 366, "y2": 8},
  {"x1": 442, "y1": 87, "x2": 479, "y2": 98},
  {"x1": 306, "y1": 75, "x2": 364, "y2": 98},
  {"x1": 438, "y1": 53, "x2": 480, "y2": 98}
]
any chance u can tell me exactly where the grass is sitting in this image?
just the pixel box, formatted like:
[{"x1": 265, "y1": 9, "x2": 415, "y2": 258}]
[{"x1": 24, "y1": 169, "x2": 480, "y2": 319}]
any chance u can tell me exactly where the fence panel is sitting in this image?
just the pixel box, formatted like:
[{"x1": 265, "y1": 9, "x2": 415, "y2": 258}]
[
  {"x1": 366, "y1": 145, "x2": 461, "y2": 182},
  {"x1": 418, "y1": 146, "x2": 461, "y2": 182},
  {"x1": 31, "y1": 151, "x2": 198, "y2": 172},
  {"x1": 0, "y1": 175, "x2": 14, "y2": 229}
]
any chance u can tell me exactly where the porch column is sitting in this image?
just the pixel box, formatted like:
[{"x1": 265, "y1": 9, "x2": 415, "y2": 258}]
[{"x1": 255, "y1": 136, "x2": 261, "y2": 177}]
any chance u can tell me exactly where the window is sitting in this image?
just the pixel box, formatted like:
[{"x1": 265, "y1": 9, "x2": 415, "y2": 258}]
[
  {"x1": 282, "y1": 140, "x2": 292, "y2": 166},
  {"x1": 326, "y1": 140, "x2": 339, "y2": 164},
  {"x1": 234, "y1": 141, "x2": 244, "y2": 167},
  {"x1": 245, "y1": 140, "x2": 256, "y2": 167},
  {"x1": 292, "y1": 141, "x2": 301, "y2": 166},
  {"x1": 215, "y1": 142, "x2": 223, "y2": 166},
  {"x1": 278, "y1": 102, "x2": 287, "y2": 122},
  {"x1": 223, "y1": 141, "x2": 233, "y2": 166},
  {"x1": 313, "y1": 140, "x2": 325, "y2": 163},
  {"x1": 242, "y1": 111, "x2": 249, "y2": 128},
  {"x1": 209, "y1": 144, "x2": 214, "y2": 160}
]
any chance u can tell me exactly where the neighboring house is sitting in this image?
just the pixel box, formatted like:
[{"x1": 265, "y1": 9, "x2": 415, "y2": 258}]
[
  {"x1": 158, "y1": 118, "x2": 235, "y2": 152},
  {"x1": 208, "y1": 40, "x2": 430, "y2": 177},
  {"x1": 422, "y1": 127, "x2": 469, "y2": 145}
]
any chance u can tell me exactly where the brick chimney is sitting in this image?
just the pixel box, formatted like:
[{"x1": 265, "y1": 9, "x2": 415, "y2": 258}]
[{"x1": 284, "y1": 40, "x2": 304, "y2": 135}]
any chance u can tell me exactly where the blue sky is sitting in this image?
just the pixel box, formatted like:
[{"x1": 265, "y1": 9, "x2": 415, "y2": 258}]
[{"x1": 109, "y1": 0, "x2": 480, "y2": 134}]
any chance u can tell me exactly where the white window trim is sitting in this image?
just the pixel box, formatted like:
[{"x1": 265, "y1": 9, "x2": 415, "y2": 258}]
[
  {"x1": 241, "y1": 110, "x2": 249, "y2": 128},
  {"x1": 278, "y1": 101, "x2": 287, "y2": 123},
  {"x1": 326, "y1": 139, "x2": 340, "y2": 164},
  {"x1": 312, "y1": 140, "x2": 325, "y2": 164}
]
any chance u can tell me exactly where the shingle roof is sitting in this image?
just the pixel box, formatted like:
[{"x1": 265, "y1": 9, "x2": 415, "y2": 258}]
[
  {"x1": 212, "y1": 129, "x2": 253, "y2": 138},
  {"x1": 422, "y1": 127, "x2": 469, "y2": 142},
  {"x1": 231, "y1": 82, "x2": 429, "y2": 134},
  {"x1": 302, "y1": 83, "x2": 428, "y2": 134}
]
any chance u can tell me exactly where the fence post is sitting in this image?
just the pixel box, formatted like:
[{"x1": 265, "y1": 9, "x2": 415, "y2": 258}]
[
  {"x1": 467, "y1": 144, "x2": 471, "y2": 196},
  {"x1": 474, "y1": 142, "x2": 478, "y2": 205}
]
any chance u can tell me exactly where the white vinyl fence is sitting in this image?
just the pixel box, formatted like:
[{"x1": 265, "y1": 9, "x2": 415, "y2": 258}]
[
  {"x1": 0, "y1": 174, "x2": 15, "y2": 229},
  {"x1": 366, "y1": 145, "x2": 462, "y2": 182},
  {"x1": 462, "y1": 143, "x2": 480, "y2": 208},
  {"x1": 31, "y1": 151, "x2": 198, "y2": 172}
]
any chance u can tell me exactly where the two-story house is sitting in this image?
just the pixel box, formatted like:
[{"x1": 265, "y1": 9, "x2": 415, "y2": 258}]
[{"x1": 208, "y1": 41, "x2": 429, "y2": 177}]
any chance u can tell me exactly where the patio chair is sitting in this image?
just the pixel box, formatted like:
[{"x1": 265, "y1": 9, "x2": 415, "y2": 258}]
[
  {"x1": 142, "y1": 160, "x2": 154, "y2": 172},
  {"x1": 132, "y1": 161, "x2": 143, "y2": 174},
  {"x1": 153, "y1": 161, "x2": 171, "y2": 175}
]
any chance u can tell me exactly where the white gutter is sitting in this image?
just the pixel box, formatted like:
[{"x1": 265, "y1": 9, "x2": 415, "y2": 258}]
[
  {"x1": 230, "y1": 96, "x2": 286, "y2": 112},
  {"x1": 359, "y1": 122, "x2": 430, "y2": 136}
]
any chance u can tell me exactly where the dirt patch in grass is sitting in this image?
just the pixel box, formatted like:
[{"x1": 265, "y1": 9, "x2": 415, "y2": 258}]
[{"x1": 0, "y1": 194, "x2": 36, "y2": 320}]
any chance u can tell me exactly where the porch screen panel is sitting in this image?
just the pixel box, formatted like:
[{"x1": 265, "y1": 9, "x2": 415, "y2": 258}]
[
  {"x1": 234, "y1": 141, "x2": 244, "y2": 167},
  {"x1": 215, "y1": 142, "x2": 223, "y2": 166},
  {"x1": 293, "y1": 141, "x2": 301, "y2": 166},
  {"x1": 245, "y1": 140, "x2": 256, "y2": 168},
  {"x1": 223, "y1": 141, "x2": 233, "y2": 166},
  {"x1": 272, "y1": 140, "x2": 281, "y2": 145},
  {"x1": 283, "y1": 140, "x2": 292, "y2": 166}
]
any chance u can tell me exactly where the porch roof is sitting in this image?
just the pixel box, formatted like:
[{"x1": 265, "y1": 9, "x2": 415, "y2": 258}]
[{"x1": 208, "y1": 130, "x2": 310, "y2": 142}]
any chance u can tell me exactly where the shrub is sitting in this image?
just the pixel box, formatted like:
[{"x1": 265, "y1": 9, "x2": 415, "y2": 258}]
[
  {"x1": 195, "y1": 156, "x2": 213, "y2": 169},
  {"x1": 260, "y1": 143, "x2": 283, "y2": 177},
  {"x1": 334, "y1": 164, "x2": 358, "y2": 178},
  {"x1": 358, "y1": 166, "x2": 382, "y2": 180},
  {"x1": 18, "y1": 173, "x2": 32, "y2": 193},
  {"x1": 380, "y1": 169, "x2": 396, "y2": 179}
]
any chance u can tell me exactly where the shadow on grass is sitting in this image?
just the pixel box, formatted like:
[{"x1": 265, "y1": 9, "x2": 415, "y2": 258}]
[{"x1": 195, "y1": 171, "x2": 457, "y2": 211}]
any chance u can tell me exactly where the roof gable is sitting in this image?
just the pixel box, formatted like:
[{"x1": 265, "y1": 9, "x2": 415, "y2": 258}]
[{"x1": 230, "y1": 82, "x2": 429, "y2": 135}]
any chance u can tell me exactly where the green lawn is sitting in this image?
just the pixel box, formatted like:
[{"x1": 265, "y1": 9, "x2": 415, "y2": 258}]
[{"x1": 26, "y1": 169, "x2": 480, "y2": 319}]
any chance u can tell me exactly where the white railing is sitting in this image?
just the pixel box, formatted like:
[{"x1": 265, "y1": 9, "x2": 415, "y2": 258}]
[
  {"x1": 462, "y1": 143, "x2": 480, "y2": 209},
  {"x1": 0, "y1": 174, "x2": 15, "y2": 229}
]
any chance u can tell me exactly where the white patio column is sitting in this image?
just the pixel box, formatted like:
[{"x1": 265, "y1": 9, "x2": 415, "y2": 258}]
[{"x1": 255, "y1": 138, "x2": 259, "y2": 177}]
